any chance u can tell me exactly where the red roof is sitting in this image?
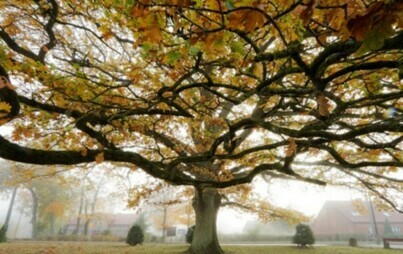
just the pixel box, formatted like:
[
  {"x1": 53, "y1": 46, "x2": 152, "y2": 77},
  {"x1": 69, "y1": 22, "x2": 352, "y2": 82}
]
[{"x1": 318, "y1": 200, "x2": 403, "y2": 224}]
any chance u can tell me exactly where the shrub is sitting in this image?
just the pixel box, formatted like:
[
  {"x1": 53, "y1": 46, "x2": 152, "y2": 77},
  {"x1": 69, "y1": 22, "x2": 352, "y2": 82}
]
[
  {"x1": 186, "y1": 225, "x2": 195, "y2": 244},
  {"x1": 349, "y1": 238, "x2": 357, "y2": 247},
  {"x1": 126, "y1": 225, "x2": 144, "y2": 246},
  {"x1": 0, "y1": 225, "x2": 7, "y2": 243},
  {"x1": 293, "y1": 224, "x2": 315, "y2": 247}
]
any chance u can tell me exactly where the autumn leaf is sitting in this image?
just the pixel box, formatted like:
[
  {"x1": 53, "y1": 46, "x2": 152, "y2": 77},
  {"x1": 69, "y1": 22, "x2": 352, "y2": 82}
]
[
  {"x1": 227, "y1": 9, "x2": 266, "y2": 33},
  {"x1": 0, "y1": 102, "x2": 11, "y2": 113},
  {"x1": 317, "y1": 93, "x2": 330, "y2": 117},
  {"x1": 99, "y1": 25, "x2": 115, "y2": 40},
  {"x1": 95, "y1": 152, "x2": 104, "y2": 163},
  {"x1": 285, "y1": 138, "x2": 297, "y2": 157},
  {"x1": 142, "y1": 17, "x2": 163, "y2": 43},
  {"x1": 356, "y1": 20, "x2": 395, "y2": 55},
  {"x1": 166, "y1": 0, "x2": 192, "y2": 7},
  {"x1": 44, "y1": 201, "x2": 65, "y2": 217},
  {"x1": 0, "y1": 77, "x2": 16, "y2": 90},
  {"x1": 131, "y1": 5, "x2": 149, "y2": 17},
  {"x1": 80, "y1": 147, "x2": 88, "y2": 156},
  {"x1": 297, "y1": 0, "x2": 316, "y2": 26},
  {"x1": 346, "y1": 1, "x2": 396, "y2": 51}
]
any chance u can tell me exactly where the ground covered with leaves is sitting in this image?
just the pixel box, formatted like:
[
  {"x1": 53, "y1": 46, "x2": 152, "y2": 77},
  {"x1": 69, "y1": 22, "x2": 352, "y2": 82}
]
[{"x1": 0, "y1": 242, "x2": 401, "y2": 254}]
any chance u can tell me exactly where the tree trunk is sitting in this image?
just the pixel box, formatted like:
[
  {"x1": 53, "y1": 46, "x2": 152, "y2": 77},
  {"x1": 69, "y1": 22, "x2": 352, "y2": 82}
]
[
  {"x1": 74, "y1": 187, "x2": 85, "y2": 235},
  {"x1": 84, "y1": 181, "x2": 101, "y2": 236},
  {"x1": 83, "y1": 199, "x2": 89, "y2": 236},
  {"x1": 188, "y1": 187, "x2": 223, "y2": 254},
  {"x1": 1, "y1": 186, "x2": 18, "y2": 242},
  {"x1": 162, "y1": 206, "x2": 167, "y2": 243},
  {"x1": 28, "y1": 187, "x2": 38, "y2": 239},
  {"x1": 4, "y1": 187, "x2": 18, "y2": 228}
]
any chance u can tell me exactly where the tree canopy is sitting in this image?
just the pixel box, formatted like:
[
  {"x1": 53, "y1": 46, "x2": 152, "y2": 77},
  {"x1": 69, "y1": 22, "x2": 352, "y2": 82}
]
[{"x1": 0, "y1": 0, "x2": 402, "y2": 211}]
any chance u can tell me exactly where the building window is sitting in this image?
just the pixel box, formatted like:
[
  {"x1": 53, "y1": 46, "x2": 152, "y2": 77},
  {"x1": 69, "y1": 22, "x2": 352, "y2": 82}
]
[{"x1": 392, "y1": 225, "x2": 401, "y2": 235}]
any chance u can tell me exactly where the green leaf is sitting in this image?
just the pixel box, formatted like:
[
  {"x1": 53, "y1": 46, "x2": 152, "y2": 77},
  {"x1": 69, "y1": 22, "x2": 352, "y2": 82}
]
[
  {"x1": 189, "y1": 46, "x2": 200, "y2": 56},
  {"x1": 167, "y1": 51, "x2": 181, "y2": 65},
  {"x1": 356, "y1": 22, "x2": 395, "y2": 55},
  {"x1": 225, "y1": 0, "x2": 235, "y2": 10},
  {"x1": 230, "y1": 41, "x2": 244, "y2": 55}
]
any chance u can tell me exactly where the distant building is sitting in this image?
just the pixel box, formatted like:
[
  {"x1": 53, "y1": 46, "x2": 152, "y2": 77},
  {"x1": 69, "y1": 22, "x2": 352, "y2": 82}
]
[
  {"x1": 65, "y1": 213, "x2": 139, "y2": 237},
  {"x1": 311, "y1": 200, "x2": 403, "y2": 241}
]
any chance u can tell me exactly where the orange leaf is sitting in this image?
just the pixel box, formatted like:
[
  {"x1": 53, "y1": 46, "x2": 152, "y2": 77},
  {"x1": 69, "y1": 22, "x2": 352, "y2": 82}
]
[
  {"x1": 227, "y1": 9, "x2": 266, "y2": 33},
  {"x1": 317, "y1": 94, "x2": 330, "y2": 116},
  {"x1": 285, "y1": 138, "x2": 297, "y2": 157},
  {"x1": 299, "y1": 0, "x2": 316, "y2": 26},
  {"x1": 95, "y1": 152, "x2": 104, "y2": 163},
  {"x1": 0, "y1": 77, "x2": 16, "y2": 90},
  {"x1": 142, "y1": 16, "x2": 163, "y2": 43},
  {"x1": 81, "y1": 148, "x2": 88, "y2": 156},
  {"x1": 347, "y1": 2, "x2": 384, "y2": 41},
  {"x1": 244, "y1": 11, "x2": 266, "y2": 33}
]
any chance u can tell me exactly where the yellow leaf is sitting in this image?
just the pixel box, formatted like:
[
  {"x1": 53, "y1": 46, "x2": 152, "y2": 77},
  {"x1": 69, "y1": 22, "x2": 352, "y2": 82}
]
[
  {"x1": 0, "y1": 102, "x2": 12, "y2": 113},
  {"x1": 142, "y1": 15, "x2": 163, "y2": 43}
]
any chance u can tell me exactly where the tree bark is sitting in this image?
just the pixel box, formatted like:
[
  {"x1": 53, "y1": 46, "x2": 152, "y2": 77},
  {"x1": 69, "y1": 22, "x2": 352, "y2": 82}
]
[{"x1": 188, "y1": 187, "x2": 223, "y2": 254}]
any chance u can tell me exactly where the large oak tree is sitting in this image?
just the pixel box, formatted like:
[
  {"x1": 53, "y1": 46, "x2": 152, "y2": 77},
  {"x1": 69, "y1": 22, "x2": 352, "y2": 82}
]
[{"x1": 0, "y1": 0, "x2": 402, "y2": 253}]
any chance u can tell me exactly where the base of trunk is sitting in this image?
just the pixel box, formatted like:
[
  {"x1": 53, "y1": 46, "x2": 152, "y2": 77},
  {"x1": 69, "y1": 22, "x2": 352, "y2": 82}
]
[{"x1": 189, "y1": 187, "x2": 224, "y2": 254}]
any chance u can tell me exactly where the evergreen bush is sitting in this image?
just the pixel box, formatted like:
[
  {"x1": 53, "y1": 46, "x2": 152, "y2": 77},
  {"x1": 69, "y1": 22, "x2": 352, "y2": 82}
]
[
  {"x1": 349, "y1": 237, "x2": 357, "y2": 247},
  {"x1": 0, "y1": 225, "x2": 7, "y2": 243},
  {"x1": 126, "y1": 225, "x2": 144, "y2": 246},
  {"x1": 186, "y1": 225, "x2": 195, "y2": 244},
  {"x1": 293, "y1": 224, "x2": 315, "y2": 247}
]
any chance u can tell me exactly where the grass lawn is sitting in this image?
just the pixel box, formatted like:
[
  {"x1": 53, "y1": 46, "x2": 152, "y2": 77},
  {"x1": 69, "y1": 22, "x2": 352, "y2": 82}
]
[{"x1": 0, "y1": 242, "x2": 401, "y2": 254}]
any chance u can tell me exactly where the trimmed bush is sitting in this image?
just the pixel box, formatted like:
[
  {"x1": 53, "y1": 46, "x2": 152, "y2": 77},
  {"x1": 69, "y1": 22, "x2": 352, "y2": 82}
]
[
  {"x1": 186, "y1": 225, "x2": 195, "y2": 244},
  {"x1": 0, "y1": 225, "x2": 7, "y2": 243},
  {"x1": 293, "y1": 224, "x2": 315, "y2": 247},
  {"x1": 126, "y1": 225, "x2": 144, "y2": 246}
]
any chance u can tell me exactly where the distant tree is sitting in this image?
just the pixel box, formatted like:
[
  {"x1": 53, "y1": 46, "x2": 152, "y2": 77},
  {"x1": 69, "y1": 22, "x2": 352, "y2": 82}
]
[
  {"x1": 126, "y1": 225, "x2": 144, "y2": 246},
  {"x1": 2, "y1": 186, "x2": 17, "y2": 241},
  {"x1": 134, "y1": 213, "x2": 150, "y2": 233},
  {"x1": 293, "y1": 224, "x2": 315, "y2": 247},
  {"x1": 0, "y1": 225, "x2": 7, "y2": 243},
  {"x1": 186, "y1": 225, "x2": 195, "y2": 244}
]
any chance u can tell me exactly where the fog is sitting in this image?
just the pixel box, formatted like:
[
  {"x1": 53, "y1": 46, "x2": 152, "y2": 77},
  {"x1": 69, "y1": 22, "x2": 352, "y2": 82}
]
[{"x1": 0, "y1": 174, "x2": 354, "y2": 239}]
